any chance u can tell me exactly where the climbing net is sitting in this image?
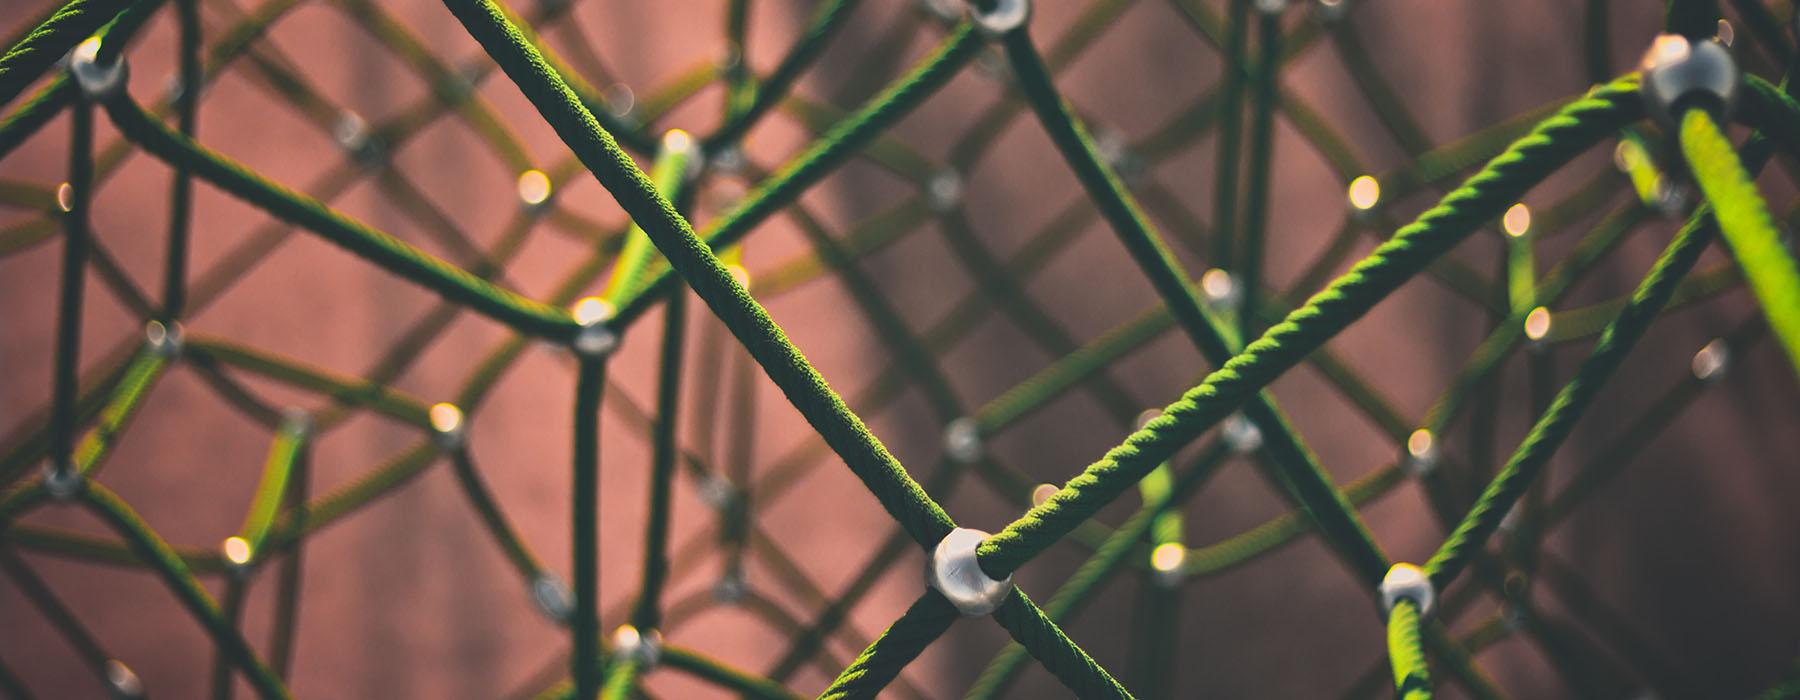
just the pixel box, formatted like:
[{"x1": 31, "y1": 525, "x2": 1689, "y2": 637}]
[{"x1": 3, "y1": 0, "x2": 1800, "y2": 697}]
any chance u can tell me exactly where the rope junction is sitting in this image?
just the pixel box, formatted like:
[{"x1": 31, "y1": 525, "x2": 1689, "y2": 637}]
[{"x1": 2, "y1": 0, "x2": 1798, "y2": 698}]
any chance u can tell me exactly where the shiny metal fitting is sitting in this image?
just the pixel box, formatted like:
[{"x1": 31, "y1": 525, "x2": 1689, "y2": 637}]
[{"x1": 926, "y1": 527, "x2": 1013, "y2": 616}]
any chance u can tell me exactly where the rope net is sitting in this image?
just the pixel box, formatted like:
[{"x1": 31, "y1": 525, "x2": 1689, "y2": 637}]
[{"x1": 2, "y1": 0, "x2": 1799, "y2": 698}]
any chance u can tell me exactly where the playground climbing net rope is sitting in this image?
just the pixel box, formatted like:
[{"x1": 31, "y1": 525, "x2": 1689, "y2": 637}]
[{"x1": 2, "y1": 0, "x2": 1800, "y2": 697}]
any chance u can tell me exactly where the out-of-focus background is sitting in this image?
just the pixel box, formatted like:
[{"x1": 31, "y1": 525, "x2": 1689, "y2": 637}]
[{"x1": 3, "y1": 0, "x2": 1800, "y2": 698}]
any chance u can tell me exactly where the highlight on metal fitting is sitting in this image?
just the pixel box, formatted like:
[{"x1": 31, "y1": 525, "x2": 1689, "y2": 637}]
[
  {"x1": 696, "y1": 472, "x2": 735, "y2": 510},
  {"x1": 942, "y1": 417, "x2": 984, "y2": 465},
  {"x1": 1639, "y1": 34, "x2": 1740, "y2": 125},
  {"x1": 1092, "y1": 126, "x2": 1145, "y2": 186},
  {"x1": 332, "y1": 111, "x2": 384, "y2": 168},
  {"x1": 611, "y1": 625, "x2": 664, "y2": 669},
  {"x1": 1200, "y1": 268, "x2": 1243, "y2": 314},
  {"x1": 221, "y1": 535, "x2": 254, "y2": 569},
  {"x1": 925, "y1": 169, "x2": 964, "y2": 214},
  {"x1": 1692, "y1": 338, "x2": 1729, "y2": 381},
  {"x1": 1314, "y1": 0, "x2": 1348, "y2": 22},
  {"x1": 1502, "y1": 203, "x2": 1531, "y2": 238},
  {"x1": 1221, "y1": 412, "x2": 1263, "y2": 454},
  {"x1": 68, "y1": 37, "x2": 128, "y2": 100},
  {"x1": 662, "y1": 128, "x2": 703, "y2": 182},
  {"x1": 602, "y1": 83, "x2": 638, "y2": 123},
  {"x1": 42, "y1": 460, "x2": 82, "y2": 500},
  {"x1": 515, "y1": 170, "x2": 552, "y2": 210},
  {"x1": 926, "y1": 527, "x2": 1013, "y2": 616},
  {"x1": 1255, "y1": 0, "x2": 1289, "y2": 15},
  {"x1": 968, "y1": 0, "x2": 1031, "y2": 36},
  {"x1": 530, "y1": 571, "x2": 575, "y2": 624},
  {"x1": 1378, "y1": 562, "x2": 1436, "y2": 619},
  {"x1": 1523, "y1": 306, "x2": 1553, "y2": 349},
  {"x1": 280, "y1": 407, "x2": 313, "y2": 438},
  {"x1": 1347, "y1": 175, "x2": 1380, "y2": 213},
  {"x1": 570, "y1": 297, "x2": 619, "y2": 358},
  {"x1": 105, "y1": 659, "x2": 145, "y2": 699},
  {"x1": 916, "y1": 0, "x2": 963, "y2": 23},
  {"x1": 1404, "y1": 429, "x2": 1438, "y2": 478},
  {"x1": 428, "y1": 403, "x2": 465, "y2": 450},
  {"x1": 1149, "y1": 542, "x2": 1187, "y2": 588},
  {"x1": 144, "y1": 320, "x2": 183, "y2": 358}
]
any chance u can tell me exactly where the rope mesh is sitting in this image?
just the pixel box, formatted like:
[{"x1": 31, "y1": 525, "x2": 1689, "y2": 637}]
[{"x1": 2, "y1": 0, "x2": 1798, "y2": 698}]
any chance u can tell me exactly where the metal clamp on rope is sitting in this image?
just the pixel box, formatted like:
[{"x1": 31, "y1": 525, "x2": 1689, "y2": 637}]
[
  {"x1": 927, "y1": 527, "x2": 1013, "y2": 616},
  {"x1": 611, "y1": 625, "x2": 663, "y2": 671},
  {"x1": 530, "y1": 571, "x2": 574, "y2": 624},
  {"x1": 968, "y1": 0, "x2": 1030, "y2": 36},
  {"x1": 67, "y1": 37, "x2": 128, "y2": 101},
  {"x1": 570, "y1": 298, "x2": 620, "y2": 360},
  {"x1": 41, "y1": 461, "x2": 83, "y2": 500},
  {"x1": 1639, "y1": 34, "x2": 1740, "y2": 126},
  {"x1": 1378, "y1": 562, "x2": 1436, "y2": 620},
  {"x1": 145, "y1": 320, "x2": 183, "y2": 359}
]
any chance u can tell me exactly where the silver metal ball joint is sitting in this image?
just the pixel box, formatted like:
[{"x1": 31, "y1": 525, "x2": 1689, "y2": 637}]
[
  {"x1": 925, "y1": 169, "x2": 964, "y2": 214},
  {"x1": 530, "y1": 571, "x2": 575, "y2": 624},
  {"x1": 279, "y1": 407, "x2": 314, "y2": 439},
  {"x1": 942, "y1": 417, "x2": 984, "y2": 465},
  {"x1": 68, "y1": 39, "x2": 129, "y2": 101},
  {"x1": 1639, "y1": 34, "x2": 1740, "y2": 125},
  {"x1": 105, "y1": 659, "x2": 145, "y2": 699},
  {"x1": 144, "y1": 320, "x2": 183, "y2": 359},
  {"x1": 1378, "y1": 563, "x2": 1437, "y2": 619},
  {"x1": 926, "y1": 527, "x2": 1013, "y2": 616},
  {"x1": 611, "y1": 625, "x2": 663, "y2": 670},
  {"x1": 42, "y1": 461, "x2": 83, "y2": 500},
  {"x1": 969, "y1": 0, "x2": 1031, "y2": 36},
  {"x1": 572, "y1": 316, "x2": 620, "y2": 360}
]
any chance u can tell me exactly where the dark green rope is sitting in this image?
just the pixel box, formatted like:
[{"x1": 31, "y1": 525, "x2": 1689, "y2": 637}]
[
  {"x1": 706, "y1": 0, "x2": 861, "y2": 150},
  {"x1": 613, "y1": 24, "x2": 985, "y2": 327},
  {"x1": 443, "y1": 0, "x2": 959, "y2": 551},
  {"x1": 79, "y1": 482, "x2": 293, "y2": 700},
  {"x1": 631, "y1": 291, "x2": 685, "y2": 632},
  {"x1": 1424, "y1": 177, "x2": 1733, "y2": 591},
  {"x1": 98, "y1": 95, "x2": 581, "y2": 341},
  {"x1": 49, "y1": 99, "x2": 93, "y2": 474},
  {"x1": 815, "y1": 592, "x2": 958, "y2": 700},
  {"x1": 0, "y1": 0, "x2": 127, "y2": 108},
  {"x1": 1209, "y1": 0, "x2": 1250, "y2": 269},
  {"x1": 974, "y1": 78, "x2": 1642, "y2": 579},
  {"x1": 989, "y1": 587, "x2": 1134, "y2": 699},
  {"x1": 162, "y1": 0, "x2": 199, "y2": 321},
  {"x1": 573, "y1": 358, "x2": 604, "y2": 699}
]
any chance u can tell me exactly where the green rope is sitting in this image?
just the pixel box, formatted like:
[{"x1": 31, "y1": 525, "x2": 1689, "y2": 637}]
[
  {"x1": 1388, "y1": 599, "x2": 1434, "y2": 700},
  {"x1": 443, "y1": 0, "x2": 959, "y2": 551},
  {"x1": 1679, "y1": 108, "x2": 1800, "y2": 381},
  {"x1": 99, "y1": 95, "x2": 581, "y2": 341},
  {"x1": 574, "y1": 358, "x2": 604, "y2": 699},
  {"x1": 80, "y1": 482, "x2": 293, "y2": 700},
  {"x1": 974, "y1": 77, "x2": 1641, "y2": 581},
  {"x1": 816, "y1": 592, "x2": 958, "y2": 700},
  {"x1": 0, "y1": 0, "x2": 127, "y2": 107},
  {"x1": 1424, "y1": 180, "x2": 1730, "y2": 591}
]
